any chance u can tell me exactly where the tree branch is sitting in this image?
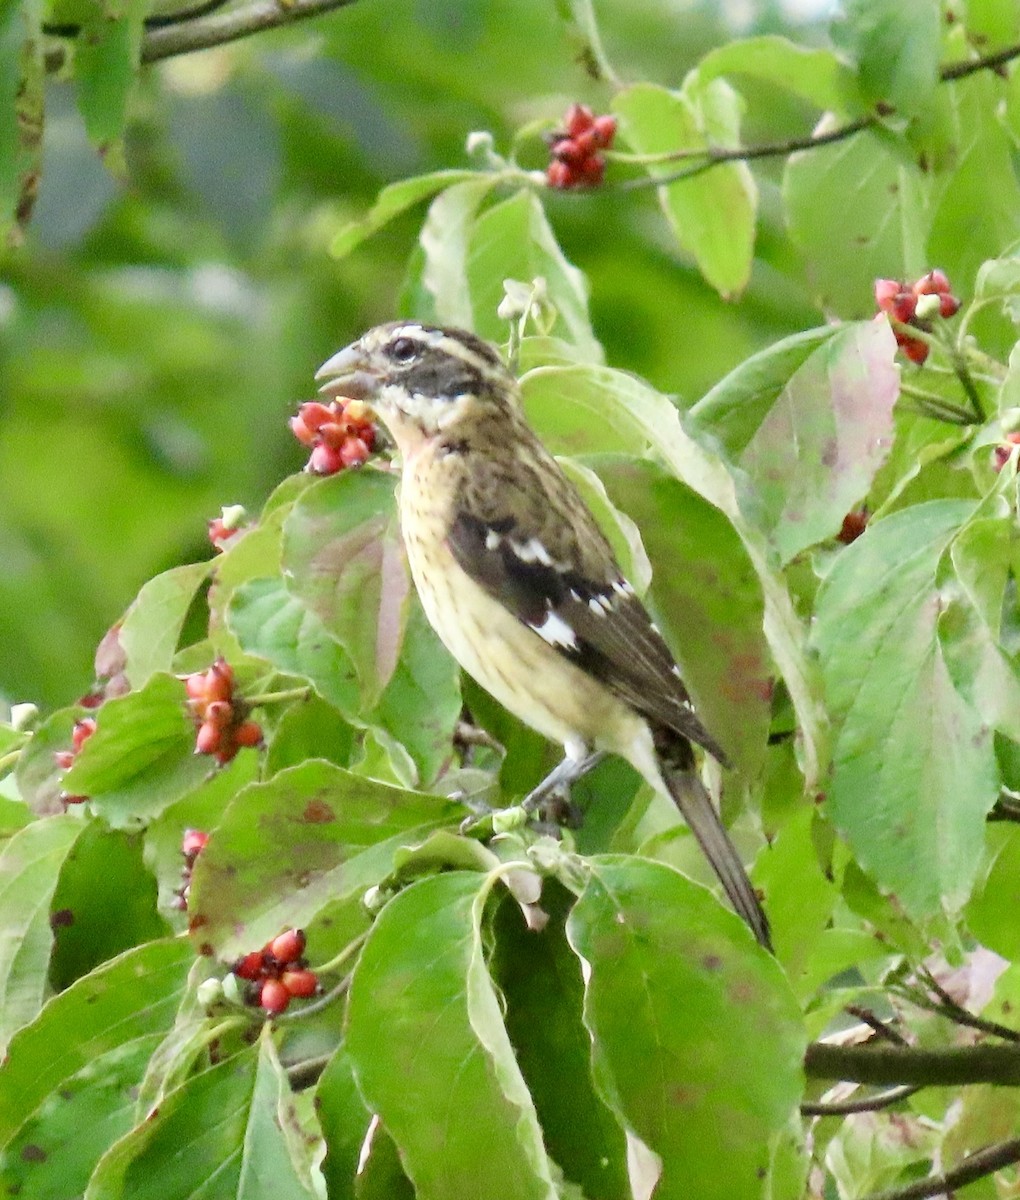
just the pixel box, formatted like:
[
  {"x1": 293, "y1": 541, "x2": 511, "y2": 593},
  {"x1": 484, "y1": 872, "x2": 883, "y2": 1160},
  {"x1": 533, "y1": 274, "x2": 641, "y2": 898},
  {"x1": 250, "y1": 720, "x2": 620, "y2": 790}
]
[
  {"x1": 801, "y1": 1084, "x2": 918, "y2": 1117},
  {"x1": 805, "y1": 1040, "x2": 1020, "y2": 1087},
  {"x1": 140, "y1": 0, "x2": 359, "y2": 63},
  {"x1": 862, "y1": 1137, "x2": 1020, "y2": 1200},
  {"x1": 617, "y1": 41, "x2": 1020, "y2": 190}
]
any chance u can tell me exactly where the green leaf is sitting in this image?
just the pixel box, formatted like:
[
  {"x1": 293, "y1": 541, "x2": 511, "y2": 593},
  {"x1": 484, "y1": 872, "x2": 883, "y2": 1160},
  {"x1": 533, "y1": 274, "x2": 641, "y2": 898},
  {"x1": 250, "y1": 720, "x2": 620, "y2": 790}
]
[
  {"x1": 187, "y1": 760, "x2": 458, "y2": 958},
  {"x1": 696, "y1": 35, "x2": 859, "y2": 112},
  {"x1": 60, "y1": 674, "x2": 212, "y2": 828},
  {"x1": 783, "y1": 128, "x2": 931, "y2": 316},
  {"x1": 466, "y1": 189, "x2": 601, "y2": 357},
  {"x1": 14, "y1": 707, "x2": 80, "y2": 816},
  {"x1": 421, "y1": 176, "x2": 501, "y2": 328},
  {"x1": 331, "y1": 169, "x2": 483, "y2": 259},
  {"x1": 228, "y1": 576, "x2": 360, "y2": 717},
  {"x1": 85, "y1": 1034, "x2": 318, "y2": 1200},
  {"x1": 0, "y1": 815, "x2": 81, "y2": 1051},
  {"x1": 346, "y1": 871, "x2": 558, "y2": 1200},
  {"x1": 0, "y1": 1037, "x2": 158, "y2": 1200},
  {"x1": 0, "y1": 2, "x2": 42, "y2": 243},
  {"x1": 49, "y1": 821, "x2": 170, "y2": 990},
  {"x1": 316, "y1": 1047, "x2": 373, "y2": 1200},
  {"x1": 832, "y1": 0, "x2": 940, "y2": 117},
  {"x1": 614, "y1": 81, "x2": 757, "y2": 299},
  {"x1": 119, "y1": 562, "x2": 211, "y2": 688},
  {"x1": 282, "y1": 469, "x2": 409, "y2": 709},
  {"x1": 491, "y1": 885, "x2": 629, "y2": 1200},
  {"x1": 370, "y1": 599, "x2": 461, "y2": 786},
  {"x1": 592, "y1": 456, "x2": 770, "y2": 775},
  {"x1": 974, "y1": 252, "x2": 1020, "y2": 325},
  {"x1": 967, "y1": 826, "x2": 1020, "y2": 959},
  {"x1": 75, "y1": 0, "x2": 148, "y2": 148},
  {"x1": 813, "y1": 500, "x2": 999, "y2": 916},
  {"x1": 265, "y1": 692, "x2": 357, "y2": 774},
  {"x1": 705, "y1": 320, "x2": 899, "y2": 562},
  {"x1": 0, "y1": 937, "x2": 193, "y2": 1144},
  {"x1": 565, "y1": 856, "x2": 805, "y2": 1200},
  {"x1": 928, "y1": 72, "x2": 1020, "y2": 289}
]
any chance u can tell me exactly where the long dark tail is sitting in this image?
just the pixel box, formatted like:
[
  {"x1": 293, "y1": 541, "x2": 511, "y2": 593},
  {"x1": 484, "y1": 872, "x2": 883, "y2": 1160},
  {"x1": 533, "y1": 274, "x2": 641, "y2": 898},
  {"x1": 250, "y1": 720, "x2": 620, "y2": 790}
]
[{"x1": 662, "y1": 762, "x2": 772, "y2": 952}]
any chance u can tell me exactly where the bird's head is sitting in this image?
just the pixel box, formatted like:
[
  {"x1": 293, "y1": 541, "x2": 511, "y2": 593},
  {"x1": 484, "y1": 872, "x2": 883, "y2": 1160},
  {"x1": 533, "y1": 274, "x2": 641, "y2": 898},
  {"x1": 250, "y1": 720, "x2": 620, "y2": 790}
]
[{"x1": 315, "y1": 322, "x2": 517, "y2": 456}]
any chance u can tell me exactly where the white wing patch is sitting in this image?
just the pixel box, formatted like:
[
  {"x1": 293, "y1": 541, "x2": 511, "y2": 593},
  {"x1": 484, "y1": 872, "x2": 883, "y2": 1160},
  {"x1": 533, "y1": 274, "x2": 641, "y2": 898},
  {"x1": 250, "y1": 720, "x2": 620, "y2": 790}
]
[{"x1": 533, "y1": 610, "x2": 579, "y2": 650}]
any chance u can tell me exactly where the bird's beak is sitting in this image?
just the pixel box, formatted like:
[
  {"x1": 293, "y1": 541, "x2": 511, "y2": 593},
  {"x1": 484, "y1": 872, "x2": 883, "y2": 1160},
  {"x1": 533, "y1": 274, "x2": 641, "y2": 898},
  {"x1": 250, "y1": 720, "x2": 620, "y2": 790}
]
[{"x1": 314, "y1": 343, "x2": 381, "y2": 403}]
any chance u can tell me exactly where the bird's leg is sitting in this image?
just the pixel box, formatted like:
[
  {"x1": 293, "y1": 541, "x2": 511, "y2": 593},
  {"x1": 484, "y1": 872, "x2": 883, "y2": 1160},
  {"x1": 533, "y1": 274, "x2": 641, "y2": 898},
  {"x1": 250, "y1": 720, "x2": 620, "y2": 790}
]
[{"x1": 521, "y1": 746, "x2": 606, "y2": 819}]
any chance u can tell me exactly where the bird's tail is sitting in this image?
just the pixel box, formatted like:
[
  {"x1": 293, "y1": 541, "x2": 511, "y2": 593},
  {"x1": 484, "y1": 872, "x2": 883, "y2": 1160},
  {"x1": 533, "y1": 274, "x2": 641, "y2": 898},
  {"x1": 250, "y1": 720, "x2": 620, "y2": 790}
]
[{"x1": 663, "y1": 765, "x2": 772, "y2": 952}]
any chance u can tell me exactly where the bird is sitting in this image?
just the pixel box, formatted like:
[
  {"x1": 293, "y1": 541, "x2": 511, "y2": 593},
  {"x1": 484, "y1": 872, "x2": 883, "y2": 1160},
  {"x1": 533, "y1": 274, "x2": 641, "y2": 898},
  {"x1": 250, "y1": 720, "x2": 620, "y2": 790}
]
[{"x1": 315, "y1": 321, "x2": 771, "y2": 949}]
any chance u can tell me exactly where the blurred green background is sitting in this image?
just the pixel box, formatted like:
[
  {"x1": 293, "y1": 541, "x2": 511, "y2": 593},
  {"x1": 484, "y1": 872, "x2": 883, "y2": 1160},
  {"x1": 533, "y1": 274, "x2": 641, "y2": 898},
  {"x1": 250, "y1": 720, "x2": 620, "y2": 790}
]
[{"x1": 0, "y1": 0, "x2": 824, "y2": 709}]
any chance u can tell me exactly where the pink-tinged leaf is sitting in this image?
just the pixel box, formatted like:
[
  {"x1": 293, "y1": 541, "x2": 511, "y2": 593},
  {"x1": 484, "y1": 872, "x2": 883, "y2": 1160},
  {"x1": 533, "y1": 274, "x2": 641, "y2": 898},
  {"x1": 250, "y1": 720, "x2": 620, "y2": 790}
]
[
  {"x1": 693, "y1": 320, "x2": 899, "y2": 563},
  {"x1": 282, "y1": 469, "x2": 410, "y2": 708}
]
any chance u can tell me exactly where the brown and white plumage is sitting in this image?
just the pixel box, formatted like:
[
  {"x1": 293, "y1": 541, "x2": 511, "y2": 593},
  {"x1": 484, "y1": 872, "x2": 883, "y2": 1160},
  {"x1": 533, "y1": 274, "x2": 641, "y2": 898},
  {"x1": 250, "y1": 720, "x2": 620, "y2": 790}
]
[{"x1": 316, "y1": 321, "x2": 770, "y2": 949}]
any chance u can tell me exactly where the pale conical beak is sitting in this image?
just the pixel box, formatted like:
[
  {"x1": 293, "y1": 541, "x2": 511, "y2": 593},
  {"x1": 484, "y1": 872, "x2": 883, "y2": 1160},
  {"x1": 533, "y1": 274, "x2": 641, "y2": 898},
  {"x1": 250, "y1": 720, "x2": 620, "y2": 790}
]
[{"x1": 314, "y1": 344, "x2": 381, "y2": 401}]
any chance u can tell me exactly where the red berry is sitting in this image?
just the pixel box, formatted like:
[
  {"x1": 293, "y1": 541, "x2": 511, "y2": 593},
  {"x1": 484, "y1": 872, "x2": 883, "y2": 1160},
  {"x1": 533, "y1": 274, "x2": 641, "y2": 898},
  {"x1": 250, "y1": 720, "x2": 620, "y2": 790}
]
[
  {"x1": 185, "y1": 674, "x2": 209, "y2": 701},
  {"x1": 902, "y1": 337, "x2": 929, "y2": 365},
  {"x1": 874, "y1": 279, "x2": 900, "y2": 307},
  {"x1": 195, "y1": 721, "x2": 222, "y2": 755},
  {"x1": 340, "y1": 436, "x2": 370, "y2": 468},
  {"x1": 54, "y1": 750, "x2": 76, "y2": 770},
  {"x1": 182, "y1": 829, "x2": 208, "y2": 857},
  {"x1": 207, "y1": 519, "x2": 230, "y2": 548},
  {"x1": 206, "y1": 660, "x2": 234, "y2": 702},
  {"x1": 234, "y1": 720, "x2": 263, "y2": 749},
  {"x1": 269, "y1": 928, "x2": 306, "y2": 965},
  {"x1": 939, "y1": 293, "x2": 961, "y2": 318},
  {"x1": 282, "y1": 968, "x2": 318, "y2": 998},
  {"x1": 289, "y1": 415, "x2": 317, "y2": 447},
  {"x1": 565, "y1": 103, "x2": 594, "y2": 138},
  {"x1": 61, "y1": 794, "x2": 89, "y2": 806},
  {"x1": 546, "y1": 159, "x2": 574, "y2": 189},
  {"x1": 205, "y1": 700, "x2": 233, "y2": 729},
  {"x1": 234, "y1": 950, "x2": 265, "y2": 980},
  {"x1": 297, "y1": 401, "x2": 334, "y2": 432},
  {"x1": 308, "y1": 442, "x2": 345, "y2": 475},
  {"x1": 260, "y1": 978, "x2": 291, "y2": 1014},
  {"x1": 72, "y1": 718, "x2": 96, "y2": 751},
  {"x1": 577, "y1": 155, "x2": 605, "y2": 187},
  {"x1": 591, "y1": 114, "x2": 617, "y2": 148},
  {"x1": 914, "y1": 269, "x2": 951, "y2": 296},
  {"x1": 318, "y1": 421, "x2": 349, "y2": 449}
]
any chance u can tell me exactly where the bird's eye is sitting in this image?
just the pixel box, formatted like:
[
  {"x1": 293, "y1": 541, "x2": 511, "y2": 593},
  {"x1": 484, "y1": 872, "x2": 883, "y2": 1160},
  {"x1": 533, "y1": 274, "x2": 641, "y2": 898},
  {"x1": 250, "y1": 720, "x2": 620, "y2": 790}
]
[{"x1": 388, "y1": 337, "x2": 419, "y2": 364}]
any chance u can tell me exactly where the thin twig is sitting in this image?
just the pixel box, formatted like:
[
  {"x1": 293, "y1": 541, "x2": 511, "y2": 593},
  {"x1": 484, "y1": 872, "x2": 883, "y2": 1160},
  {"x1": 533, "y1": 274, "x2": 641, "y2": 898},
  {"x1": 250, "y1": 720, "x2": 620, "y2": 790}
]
[
  {"x1": 801, "y1": 1084, "x2": 918, "y2": 1117},
  {"x1": 140, "y1": 0, "x2": 359, "y2": 62},
  {"x1": 913, "y1": 969, "x2": 1020, "y2": 1044},
  {"x1": 845, "y1": 1006, "x2": 909, "y2": 1046},
  {"x1": 862, "y1": 1137, "x2": 1020, "y2": 1200},
  {"x1": 43, "y1": 0, "x2": 231, "y2": 36}
]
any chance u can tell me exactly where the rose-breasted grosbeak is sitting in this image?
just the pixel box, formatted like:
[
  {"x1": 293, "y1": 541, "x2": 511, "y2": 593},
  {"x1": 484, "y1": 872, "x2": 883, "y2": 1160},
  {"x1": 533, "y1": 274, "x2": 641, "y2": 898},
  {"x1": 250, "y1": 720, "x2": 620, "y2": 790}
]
[{"x1": 316, "y1": 322, "x2": 770, "y2": 949}]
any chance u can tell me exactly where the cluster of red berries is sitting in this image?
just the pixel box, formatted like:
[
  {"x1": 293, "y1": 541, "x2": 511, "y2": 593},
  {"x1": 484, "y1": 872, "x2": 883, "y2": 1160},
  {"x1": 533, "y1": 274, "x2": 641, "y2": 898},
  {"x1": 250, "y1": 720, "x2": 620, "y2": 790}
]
[
  {"x1": 546, "y1": 104, "x2": 617, "y2": 190},
  {"x1": 182, "y1": 659, "x2": 262, "y2": 765},
  {"x1": 172, "y1": 828, "x2": 209, "y2": 912},
  {"x1": 290, "y1": 399, "x2": 376, "y2": 476},
  {"x1": 874, "y1": 270, "x2": 961, "y2": 365},
  {"x1": 992, "y1": 431, "x2": 1020, "y2": 473},
  {"x1": 54, "y1": 717, "x2": 96, "y2": 805},
  {"x1": 234, "y1": 928, "x2": 319, "y2": 1015}
]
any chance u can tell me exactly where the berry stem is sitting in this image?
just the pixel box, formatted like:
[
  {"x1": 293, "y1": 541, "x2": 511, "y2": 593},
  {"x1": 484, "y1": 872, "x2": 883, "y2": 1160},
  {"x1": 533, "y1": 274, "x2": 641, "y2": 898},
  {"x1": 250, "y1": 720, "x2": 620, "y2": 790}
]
[
  {"x1": 243, "y1": 686, "x2": 312, "y2": 707},
  {"x1": 898, "y1": 383, "x2": 976, "y2": 426},
  {"x1": 311, "y1": 931, "x2": 368, "y2": 975},
  {"x1": 0, "y1": 749, "x2": 22, "y2": 775},
  {"x1": 275, "y1": 973, "x2": 352, "y2": 1022}
]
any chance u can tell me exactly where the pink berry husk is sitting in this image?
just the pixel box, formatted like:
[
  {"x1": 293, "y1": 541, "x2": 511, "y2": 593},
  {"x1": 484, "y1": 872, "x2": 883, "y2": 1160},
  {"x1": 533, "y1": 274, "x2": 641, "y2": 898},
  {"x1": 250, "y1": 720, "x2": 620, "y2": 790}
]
[
  {"x1": 591, "y1": 114, "x2": 617, "y2": 148},
  {"x1": 939, "y1": 293, "x2": 961, "y2": 318},
  {"x1": 914, "y1": 269, "x2": 951, "y2": 296},
  {"x1": 297, "y1": 401, "x2": 334, "y2": 432},
  {"x1": 565, "y1": 103, "x2": 594, "y2": 138},
  {"x1": 234, "y1": 950, "x2": 265, "y2": 980},
  {"x1": 340, "y1": 436, "x2": 370, "y2": 468},
  {"x1": 72, "y1": 718, "x2": 96, "y2": 751},
  {"x1": 182, "y1": 829, "x2": 209, "y2": 857},
  {"x1": 54, "y1": 750, "x2": 76, "y2": 770},
  {"x1": 902, "y1": 337, "x2": 929, "y2": 365},
  {"x1": 546, "y1": 159, "x2": 573, "y2": 189},
  {"x1": 234, "y1": 720, "x2": 263, "y2": 749}
]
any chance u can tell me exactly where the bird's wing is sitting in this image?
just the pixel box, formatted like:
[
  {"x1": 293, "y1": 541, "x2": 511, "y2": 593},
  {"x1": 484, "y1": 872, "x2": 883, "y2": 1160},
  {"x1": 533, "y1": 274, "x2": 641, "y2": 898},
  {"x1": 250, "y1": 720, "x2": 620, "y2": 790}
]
[{"x1": 447, "y1": 502, "x2": 728, "y2": 765}]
